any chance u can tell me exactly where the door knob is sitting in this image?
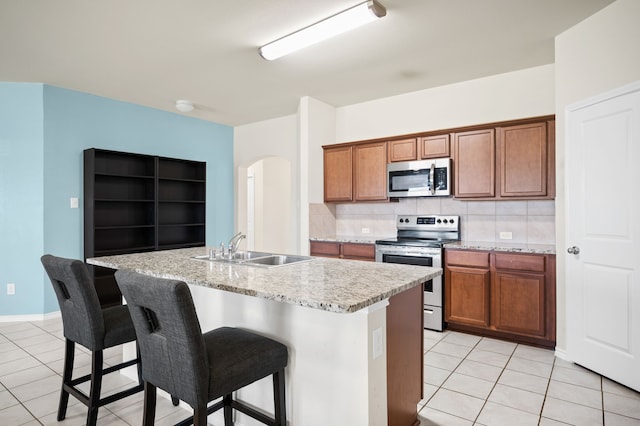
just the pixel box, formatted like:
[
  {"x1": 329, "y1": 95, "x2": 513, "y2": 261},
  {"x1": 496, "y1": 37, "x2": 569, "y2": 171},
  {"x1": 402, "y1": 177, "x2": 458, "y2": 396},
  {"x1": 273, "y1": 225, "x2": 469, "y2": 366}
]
[{"x1": 567, "y1": 246, "x2": 580, "y2": 255}]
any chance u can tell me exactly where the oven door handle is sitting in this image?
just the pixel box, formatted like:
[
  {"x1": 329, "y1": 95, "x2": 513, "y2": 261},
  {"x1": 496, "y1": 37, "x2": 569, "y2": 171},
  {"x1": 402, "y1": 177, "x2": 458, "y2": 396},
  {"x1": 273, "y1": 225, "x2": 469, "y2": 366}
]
[{"x1": 379, "y1": 251, "x2": 439, "y2": 257}]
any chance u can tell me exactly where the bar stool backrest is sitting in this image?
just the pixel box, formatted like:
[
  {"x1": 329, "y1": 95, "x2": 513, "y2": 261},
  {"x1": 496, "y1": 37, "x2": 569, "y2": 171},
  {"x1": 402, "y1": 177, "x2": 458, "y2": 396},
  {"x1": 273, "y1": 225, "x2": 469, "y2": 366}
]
[
  {"x1": 115, "y1": 270, "x2": 210, "y2": 408},
  {"x1": 41, "y1": 255, "x2": 105, "y2": 350}
]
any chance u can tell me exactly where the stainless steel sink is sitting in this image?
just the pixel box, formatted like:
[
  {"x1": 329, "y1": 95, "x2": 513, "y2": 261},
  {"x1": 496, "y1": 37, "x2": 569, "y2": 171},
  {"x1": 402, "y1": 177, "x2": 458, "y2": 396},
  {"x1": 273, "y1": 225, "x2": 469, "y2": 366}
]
[
  {"x1": 229, "y1": 251, "x2": 272, "y2": 261},
  {"x1": 192, "y1": 251, "x2": 271, "y2": 263},
  {"x1": 244, "y1": 254, "x2": 313, "y2": 268},
  {"x1": 192, "y1": 251, "x2": 313, "y2": 268}
]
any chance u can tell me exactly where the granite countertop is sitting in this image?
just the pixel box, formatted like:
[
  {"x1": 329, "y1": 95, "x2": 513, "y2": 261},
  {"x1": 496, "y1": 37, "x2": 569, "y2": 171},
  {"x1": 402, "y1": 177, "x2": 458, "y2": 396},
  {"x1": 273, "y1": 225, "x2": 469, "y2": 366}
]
[
  {"x1": 87, "y1": 247, "x2": 440, "y2": 314},
  {"x1": 309, "y1": 236, "x2": 389, "y2": 244},
  {"x1": 444, "y1": 241, "x2": 556, "y2": 255}
]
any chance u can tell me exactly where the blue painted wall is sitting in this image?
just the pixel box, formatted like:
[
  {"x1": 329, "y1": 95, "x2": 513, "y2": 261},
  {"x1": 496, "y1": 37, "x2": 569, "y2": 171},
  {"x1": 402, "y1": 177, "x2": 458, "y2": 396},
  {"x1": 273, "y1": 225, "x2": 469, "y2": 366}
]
[
  {"x1": 0, "y1": 83, "x2": 46, "y2": 316},
  {"x1": 1, "y1": 83, "x2": 234, "y2": 316}
]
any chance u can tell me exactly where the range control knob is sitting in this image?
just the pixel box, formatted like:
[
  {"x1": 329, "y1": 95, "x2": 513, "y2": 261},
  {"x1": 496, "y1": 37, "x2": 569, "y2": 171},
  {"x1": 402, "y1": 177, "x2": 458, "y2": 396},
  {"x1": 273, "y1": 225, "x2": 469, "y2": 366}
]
[
  {"x1": 437, "y1": 219, "x2": 442, "y2": 223},
  {"x1": 449, "y1": 218, "x2": 455, "y2": 224},
  {"x1": 443, "y1": 219, "x2": 449, "y2": 224}
]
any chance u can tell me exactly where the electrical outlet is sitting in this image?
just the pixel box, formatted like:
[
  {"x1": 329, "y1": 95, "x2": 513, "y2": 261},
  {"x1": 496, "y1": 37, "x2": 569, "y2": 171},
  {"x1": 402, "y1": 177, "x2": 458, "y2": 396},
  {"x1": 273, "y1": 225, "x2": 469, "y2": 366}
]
[
  {"x1": 499, "y1": 231, "x2": 513, "y2": 240},
  {"x1": 361, "y1": 227, "x2": 371, "y2": 234},
  {"x1": 70, "y1": 197, "x2": 79, "y2": 209},
  {"x1": 7, "y1": 283, "x2": 15, "y2": 295}
]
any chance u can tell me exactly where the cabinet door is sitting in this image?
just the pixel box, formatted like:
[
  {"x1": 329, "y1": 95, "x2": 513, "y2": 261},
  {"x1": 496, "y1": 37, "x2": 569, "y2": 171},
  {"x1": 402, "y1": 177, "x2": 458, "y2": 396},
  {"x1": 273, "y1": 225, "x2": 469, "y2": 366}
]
[
  {"x1": 453, "y1": 129, "x2": 495, "y2": 197},
  {"x1": 310, "y1": 241, "x2": 341, "y2": 258},
  {"x1": 492, "y1": 271, "x2": 546, "y2": 337},
  {"x1": 445, "y1": 266, "x2": 491, "y2": 327},
  {"x1": 420, "y1": 134, "x2": 450, "y2": 159},
  {"x1": 497, "y1": 122, "x2": 547, "y2": 197},
  {"x1": 324, "y1": 146, "x2": 353, "y2": 202},
  {"x1": 388, "y1": 138, "x2": 418, "y2": 162},
  {"x1": 353, "y1": 142, "x2": 388, "y2": 201},
  {"x1": 341, "y1": 243, "x2": 375, "y2": 261}
]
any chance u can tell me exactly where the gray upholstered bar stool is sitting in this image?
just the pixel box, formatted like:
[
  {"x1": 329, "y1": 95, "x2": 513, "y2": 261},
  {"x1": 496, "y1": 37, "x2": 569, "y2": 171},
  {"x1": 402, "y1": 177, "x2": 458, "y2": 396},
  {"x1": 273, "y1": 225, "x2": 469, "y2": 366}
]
[
  {"x1": 114, "y1": 270, "x2": 288, "y2": 426},
  {"x1": 41, "y1": 255, "x2": 144, "y2": 426}
]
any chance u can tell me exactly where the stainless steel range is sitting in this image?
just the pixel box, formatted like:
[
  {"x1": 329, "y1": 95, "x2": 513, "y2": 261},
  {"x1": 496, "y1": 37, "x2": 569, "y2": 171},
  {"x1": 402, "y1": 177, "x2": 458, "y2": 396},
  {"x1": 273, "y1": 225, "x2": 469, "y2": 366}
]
[{"x1": 375, "y1": 215, "x2": 460, "y2": 331}]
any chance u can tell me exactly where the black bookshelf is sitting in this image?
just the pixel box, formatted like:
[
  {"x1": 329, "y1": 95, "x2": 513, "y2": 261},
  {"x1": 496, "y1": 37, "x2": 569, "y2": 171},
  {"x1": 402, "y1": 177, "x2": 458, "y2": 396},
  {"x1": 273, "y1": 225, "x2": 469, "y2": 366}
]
[{"x1": 84, "y1": 149, "x2": 206, "y2": 306}]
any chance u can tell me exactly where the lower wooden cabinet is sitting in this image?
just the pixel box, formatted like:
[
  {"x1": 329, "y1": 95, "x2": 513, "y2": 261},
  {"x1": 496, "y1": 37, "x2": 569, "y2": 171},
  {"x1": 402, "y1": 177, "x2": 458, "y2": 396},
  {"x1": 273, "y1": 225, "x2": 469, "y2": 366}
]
[
  {"x1": 445, "y1": 248, "x2": 556, "y2": 347},
  {"x1": 310, "y1": 240, "x2": 375, "y2": 261}
]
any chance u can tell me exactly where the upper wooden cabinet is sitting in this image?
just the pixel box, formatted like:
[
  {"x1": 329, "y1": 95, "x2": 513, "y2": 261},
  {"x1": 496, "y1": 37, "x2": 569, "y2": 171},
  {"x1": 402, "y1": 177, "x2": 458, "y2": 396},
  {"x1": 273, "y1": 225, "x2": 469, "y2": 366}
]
[
  {"x1": 354, "y1": 142, "x2": 388, "y2": 201},
  {"x1": 323, "y1": 115, "x2": 555, "y2": 203},
  {"x1": 498, "y1": 120, "x2": 555, "y2": 198},
  {"x1": 324, "y1": 142, "x2": 387, "y2": 202},
  {"x1": 388, "y1": 138, "x2": 418, "y2": 162},
  {"x1": 420, "y1": 134, "x2": 450, "y2": 158},
  {"x1": 387, "y1": 134, "x2": 450, "y2": 162},
  {"x1": 453, "y1": 129, "x2": 496, "y2": 198},
  {"x1": 453, "y1": 118, "x2": 555, "y2": 200},
  {"x1": 323, "y1": 145, "x2": 353, "y2": 202}
]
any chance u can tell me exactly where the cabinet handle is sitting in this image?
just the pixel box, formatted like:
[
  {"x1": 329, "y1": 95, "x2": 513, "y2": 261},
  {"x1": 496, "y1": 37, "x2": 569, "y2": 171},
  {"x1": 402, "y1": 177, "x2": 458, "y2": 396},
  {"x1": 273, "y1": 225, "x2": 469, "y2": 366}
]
[
  {"x1": 425, "y1": 309, "x2": 434, "y2": 314},
  {"x1": 567, "y1": 246, "x2": 580, "y2": 255}
]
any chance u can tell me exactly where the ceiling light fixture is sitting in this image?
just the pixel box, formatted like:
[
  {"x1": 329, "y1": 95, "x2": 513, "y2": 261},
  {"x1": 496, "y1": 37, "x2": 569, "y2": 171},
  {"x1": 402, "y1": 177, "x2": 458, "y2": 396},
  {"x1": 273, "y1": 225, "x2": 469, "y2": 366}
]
[
  {"x1": 175, "y1": 100, "x2": 194, "y2": 113},
  {"x1": 259, "y1": 0, "x2": 386, "y2": 61}
]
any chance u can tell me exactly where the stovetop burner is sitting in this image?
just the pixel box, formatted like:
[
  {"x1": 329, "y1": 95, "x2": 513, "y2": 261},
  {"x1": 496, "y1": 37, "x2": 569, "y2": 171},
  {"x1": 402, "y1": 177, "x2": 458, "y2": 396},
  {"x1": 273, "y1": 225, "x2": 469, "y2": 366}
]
[{"x1": 375, "y1": 215, "x2": 460, "y2": 247}]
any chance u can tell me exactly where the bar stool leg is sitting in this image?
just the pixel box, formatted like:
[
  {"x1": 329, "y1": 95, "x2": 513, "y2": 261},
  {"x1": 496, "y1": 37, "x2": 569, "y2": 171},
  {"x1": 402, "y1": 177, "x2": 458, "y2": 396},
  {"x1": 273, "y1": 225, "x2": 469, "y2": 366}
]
[
  {"x1": 223, "y1": 394, "x2": 233, "y2": 426},
  {"x1": 273, "y1": 369, "x2": 286, "y2": 426},
  {"x1": 86, "y1": 349, "x2": 104, "y2": 426},
  {"x1": 143, "y1": 382, "x2": 157, "y2": 426},
  {"x1": 57, "y1": 339, "x2": 74, "y2": 421}
]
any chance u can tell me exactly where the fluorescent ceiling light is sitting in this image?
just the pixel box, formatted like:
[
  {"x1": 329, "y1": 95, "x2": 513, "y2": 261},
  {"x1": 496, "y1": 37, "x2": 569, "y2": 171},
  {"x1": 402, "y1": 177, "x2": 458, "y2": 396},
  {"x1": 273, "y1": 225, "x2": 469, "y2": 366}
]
[{"x1": 259, "y1": 0, "x2": 386, "y2": 61}]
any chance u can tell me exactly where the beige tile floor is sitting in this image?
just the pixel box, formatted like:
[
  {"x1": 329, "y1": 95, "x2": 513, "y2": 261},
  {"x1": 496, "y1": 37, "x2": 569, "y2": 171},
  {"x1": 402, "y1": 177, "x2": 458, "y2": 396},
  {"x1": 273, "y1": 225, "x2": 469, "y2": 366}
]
[
  {"x1": 418, "y1": 329, "x2": 640, "y2": 426},
  {"x1": 1, "y1": 317, "x2": 639, "y2": 425}
]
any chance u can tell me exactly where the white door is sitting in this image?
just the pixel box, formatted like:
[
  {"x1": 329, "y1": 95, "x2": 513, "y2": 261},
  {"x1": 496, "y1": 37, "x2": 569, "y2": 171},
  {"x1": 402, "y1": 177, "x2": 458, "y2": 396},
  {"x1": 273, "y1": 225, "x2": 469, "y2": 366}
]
[{"x1": 566, "y1": 81, "x2": 640, "y2": 391}]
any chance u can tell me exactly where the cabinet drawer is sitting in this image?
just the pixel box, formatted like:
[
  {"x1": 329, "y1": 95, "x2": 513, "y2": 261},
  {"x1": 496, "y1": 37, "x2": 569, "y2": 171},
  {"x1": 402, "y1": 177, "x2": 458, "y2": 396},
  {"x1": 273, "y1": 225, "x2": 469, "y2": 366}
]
[
  {"x1": 446, "y1": 250, "x2": 490, "y2": 268},
  {"x1": 310, "y1": 241, "x2": 340, "y2": 257},
  {"x1": 342, "y1": 243, "x2": 375, "y2": 260},
  {"x1": 495, "y1": 253, "x2": 545, "y2": 272}
]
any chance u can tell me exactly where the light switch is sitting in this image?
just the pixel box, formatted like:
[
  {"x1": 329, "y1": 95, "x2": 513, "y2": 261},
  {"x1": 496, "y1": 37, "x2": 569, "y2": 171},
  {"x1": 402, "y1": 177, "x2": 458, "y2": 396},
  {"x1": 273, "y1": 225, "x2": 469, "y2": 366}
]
[{"x1": 70, "y1": 197, "x2": 79, "y2": 209}]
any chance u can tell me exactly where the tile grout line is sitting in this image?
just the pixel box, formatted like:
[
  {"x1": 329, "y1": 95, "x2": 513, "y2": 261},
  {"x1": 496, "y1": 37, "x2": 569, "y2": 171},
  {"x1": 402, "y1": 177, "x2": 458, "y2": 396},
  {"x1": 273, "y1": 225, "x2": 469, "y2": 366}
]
[{"x1": 0, "y1": 329, "x2": 44, "y2": 426}]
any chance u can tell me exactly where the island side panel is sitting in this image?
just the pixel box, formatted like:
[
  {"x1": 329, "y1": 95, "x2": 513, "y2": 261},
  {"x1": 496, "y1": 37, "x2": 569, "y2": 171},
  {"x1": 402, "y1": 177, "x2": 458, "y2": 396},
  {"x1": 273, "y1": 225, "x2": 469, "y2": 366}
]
[
  {"x1": 387, "y1": 283, "x2": 424, "y2": 426},
  {"x1": 188, "y1": 283, "x2": 387, "y2": 426}
]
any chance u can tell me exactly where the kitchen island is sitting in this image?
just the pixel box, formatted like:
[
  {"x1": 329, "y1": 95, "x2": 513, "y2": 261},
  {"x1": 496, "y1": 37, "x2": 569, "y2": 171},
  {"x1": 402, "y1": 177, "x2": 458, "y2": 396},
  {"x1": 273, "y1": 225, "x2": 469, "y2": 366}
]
[{"x1": 87, "y1": 247, "x2": 441, "y2": 426}]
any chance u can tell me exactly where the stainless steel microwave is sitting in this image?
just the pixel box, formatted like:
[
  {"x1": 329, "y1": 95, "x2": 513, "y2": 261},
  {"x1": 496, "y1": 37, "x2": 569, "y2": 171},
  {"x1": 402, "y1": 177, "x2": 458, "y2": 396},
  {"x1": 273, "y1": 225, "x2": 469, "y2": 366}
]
[{"x1": 387, "y1": 158, "x2": 451, "y2": 198}]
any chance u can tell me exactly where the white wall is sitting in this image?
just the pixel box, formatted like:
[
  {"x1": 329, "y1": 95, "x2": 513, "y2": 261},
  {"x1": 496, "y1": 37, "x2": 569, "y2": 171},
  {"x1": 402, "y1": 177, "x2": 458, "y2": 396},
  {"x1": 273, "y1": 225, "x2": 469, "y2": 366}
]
[
  {"x1": 235, "y1": 114, "x2": 298, "y2": 253},
  {"x1": 250, "y1": 157, "x2": 292, "y2": 254},
  {"x1": 335, "y1": 64, "x2": 555, "y2": 142},
  {"x1": 555, "y1": 0, "x2": 640, "y2": 352}
]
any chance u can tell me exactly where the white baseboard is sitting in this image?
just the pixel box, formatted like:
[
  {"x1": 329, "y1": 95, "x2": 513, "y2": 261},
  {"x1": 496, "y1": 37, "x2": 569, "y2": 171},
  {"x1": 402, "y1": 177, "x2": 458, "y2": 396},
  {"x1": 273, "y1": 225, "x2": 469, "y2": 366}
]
[
  {"x1": 0, "y1": 310, "x2": 61, "y2": 323},
  {"x1": 554, "y1": 347, "x2": 571, "y2": 362}
]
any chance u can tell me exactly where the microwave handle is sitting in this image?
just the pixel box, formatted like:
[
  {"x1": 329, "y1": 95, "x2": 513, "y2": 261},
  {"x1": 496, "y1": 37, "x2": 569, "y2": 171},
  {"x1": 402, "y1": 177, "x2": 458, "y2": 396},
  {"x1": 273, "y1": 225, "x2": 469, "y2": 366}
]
[{"x1": 430, "y1": 163, "x2": 435, "y2": 195}]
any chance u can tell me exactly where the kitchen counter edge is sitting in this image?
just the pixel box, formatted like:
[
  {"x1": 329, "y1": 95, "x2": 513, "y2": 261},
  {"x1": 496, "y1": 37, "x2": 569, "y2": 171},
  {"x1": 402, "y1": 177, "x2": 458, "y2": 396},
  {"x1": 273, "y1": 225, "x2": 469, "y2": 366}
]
[{"x1": 444, "y1": 241, "x2": 556, "y2": 255}]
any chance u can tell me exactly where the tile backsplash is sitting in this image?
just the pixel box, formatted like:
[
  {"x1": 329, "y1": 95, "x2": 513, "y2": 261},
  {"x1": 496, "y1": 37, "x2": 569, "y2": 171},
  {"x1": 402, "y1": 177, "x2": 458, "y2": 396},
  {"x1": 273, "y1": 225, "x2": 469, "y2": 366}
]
[{"x1": 310, "y1": 198, "x2": 556, "y2": 245}]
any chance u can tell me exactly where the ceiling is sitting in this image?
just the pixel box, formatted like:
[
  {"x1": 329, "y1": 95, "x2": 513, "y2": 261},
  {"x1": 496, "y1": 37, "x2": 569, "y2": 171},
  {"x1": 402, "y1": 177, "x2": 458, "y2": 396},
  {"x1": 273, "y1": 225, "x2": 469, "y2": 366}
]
[{"x1": 0, "y1": 0, "x2": 614, "y2": 126}]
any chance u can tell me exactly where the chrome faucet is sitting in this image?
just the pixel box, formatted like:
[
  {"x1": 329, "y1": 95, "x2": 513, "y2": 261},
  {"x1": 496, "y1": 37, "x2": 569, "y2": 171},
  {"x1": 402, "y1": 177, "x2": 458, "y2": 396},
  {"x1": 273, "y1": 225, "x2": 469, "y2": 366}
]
[{"x1": 228, "y1": 232, "x2": 246, "y2": 259}]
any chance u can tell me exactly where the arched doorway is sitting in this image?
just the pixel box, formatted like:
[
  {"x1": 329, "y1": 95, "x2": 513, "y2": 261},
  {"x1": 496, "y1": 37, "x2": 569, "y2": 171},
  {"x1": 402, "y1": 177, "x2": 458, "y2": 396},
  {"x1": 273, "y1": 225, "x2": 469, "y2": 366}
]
[{"x1": 245, "y1": 157, "x2": 293, "y2": 254}]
